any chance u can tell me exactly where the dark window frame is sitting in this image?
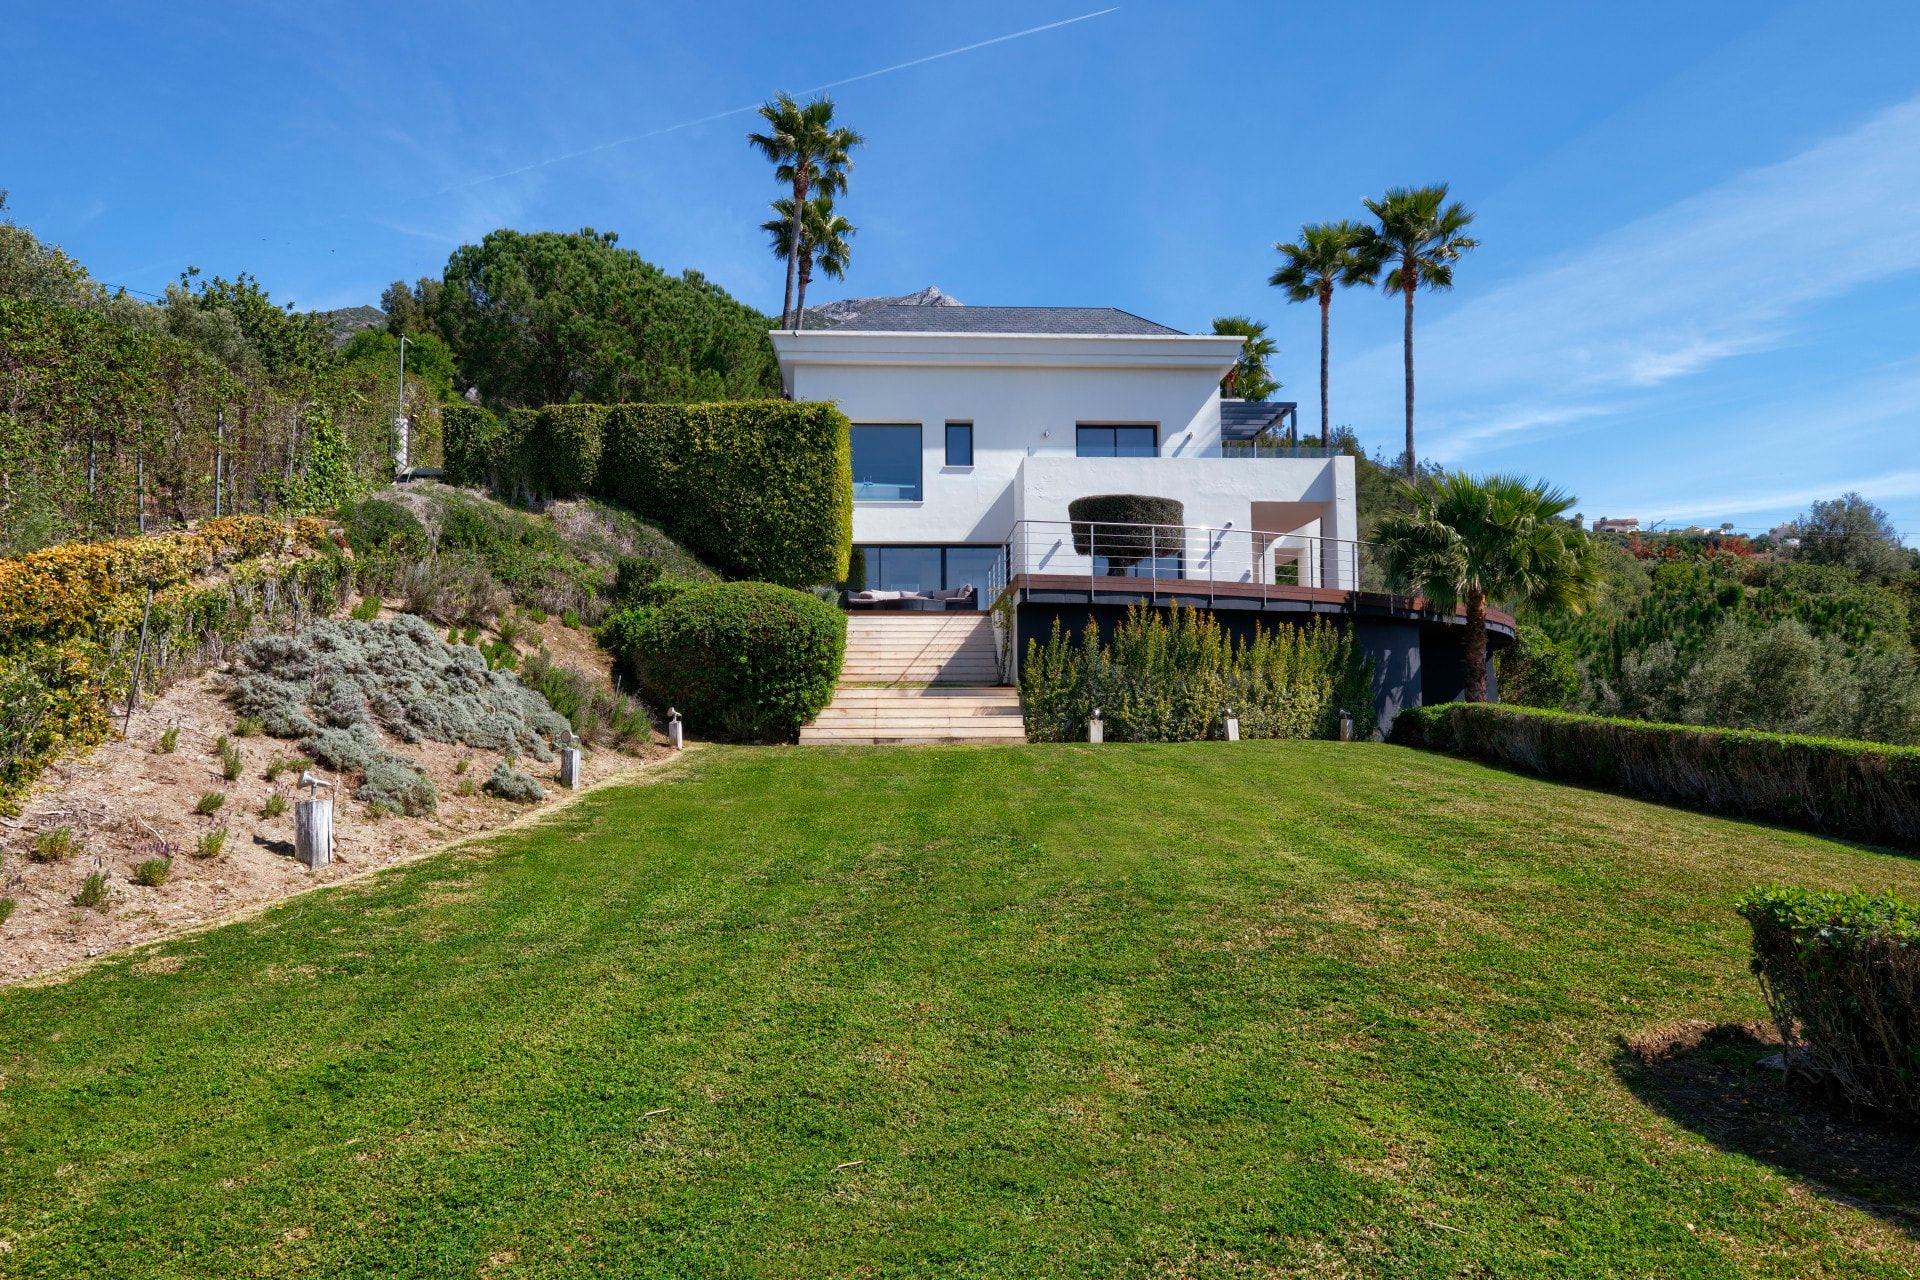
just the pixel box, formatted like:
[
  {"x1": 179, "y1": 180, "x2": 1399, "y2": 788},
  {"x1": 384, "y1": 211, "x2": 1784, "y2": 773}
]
[
  {"x1": 1075, "y1": 423, "x2": 1159, "y2": 458},
  {"x1": 850, "y1": 422, "x2": 924, "y2": 502},
  {"x1": 944, "y1": 421, "x2": 974, "y2": 467}
]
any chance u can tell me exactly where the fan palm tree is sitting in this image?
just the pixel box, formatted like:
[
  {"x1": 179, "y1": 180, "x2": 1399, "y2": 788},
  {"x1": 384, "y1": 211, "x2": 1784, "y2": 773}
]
[
  {"x1": 762, "y1": 195, "x2": 856, "y2": 328},
  {"x1": 1362, "y1": 186, "x2": 1478, "y2": 475},
  {"x1": 748, "y1": 93, "x2": 863, "y2": 329},
  {"x1": 1209, "y1": 316, "x2": 1278, "y2": 402},
  {"x1": 1374, "y1": 473, "x2": 1598, "y2": 702},
  {"x1": 1269, "y1": 220, "x2": 1376, "y2": 446}
]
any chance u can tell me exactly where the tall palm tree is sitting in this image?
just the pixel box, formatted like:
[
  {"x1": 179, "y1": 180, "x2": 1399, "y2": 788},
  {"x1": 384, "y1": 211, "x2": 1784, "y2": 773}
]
[
  {"x1": 762, "y1": 195, "x2": 856, "y2": 327},
  {"x1": 748, "y1": 93, "x2": 863, "y2": 330},
  {"x1": 1362, "y1": 186, "x2": 1478, "y2": 475},
  {"x1": 1269, "y1": 220, "x2": 1375, "y2": 446},
  {"x1": 1209, "y1": 316, "x2": 1278, "y2": 402},
  {"x1": 1375, "y1": 473, "x2": 1598, "y2": 702}
]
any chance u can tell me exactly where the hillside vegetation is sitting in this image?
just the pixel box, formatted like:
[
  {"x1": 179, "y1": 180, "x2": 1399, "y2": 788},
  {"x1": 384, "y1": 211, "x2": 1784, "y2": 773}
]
[{"x1": 2, "y1": 742, "x2": 1917, "y2": 1275}]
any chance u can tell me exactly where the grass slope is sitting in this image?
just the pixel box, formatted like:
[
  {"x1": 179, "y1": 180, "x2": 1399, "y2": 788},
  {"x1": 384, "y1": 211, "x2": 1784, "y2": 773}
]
[{"x1": 3, "y1": 743, "x2": 1919, "y2": 1277}]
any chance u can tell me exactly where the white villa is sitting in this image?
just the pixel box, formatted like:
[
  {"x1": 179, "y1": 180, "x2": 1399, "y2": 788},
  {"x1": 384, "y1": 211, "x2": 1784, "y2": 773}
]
[
  {"x1": 772, "y1": 305, "x2": 1354, "y2": 604},
  {"x1": 773, "y1": 302, "x2": 1505, "y2": 740}
]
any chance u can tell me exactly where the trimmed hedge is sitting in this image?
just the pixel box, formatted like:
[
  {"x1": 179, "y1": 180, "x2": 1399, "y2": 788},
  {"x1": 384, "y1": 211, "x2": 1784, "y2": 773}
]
[
  {"x1": 1068, "y1": 494, "x2": 1185, "y2": 573},
  {"x1": 1392, "y1": 702, "x2": 1920, "y2": 849},
  {"x1": 443, "y1": 400, "x2": 852, "y2": 587},
  {"x1": 599, "y1": 582, "x2": 845, "y2": 742},
  {"x1": 1738, "y1": 886, "x2": 1920, "y2": 1119}
]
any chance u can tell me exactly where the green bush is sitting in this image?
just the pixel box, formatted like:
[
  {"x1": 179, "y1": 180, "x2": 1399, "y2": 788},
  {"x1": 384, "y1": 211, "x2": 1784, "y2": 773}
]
[
  {"x1": 0, "y1": 897, "x2": 14, "y2": 929},
  {"x1": 73, "y1": 871, "x2": 110, "y2": 911},
  {"x1": 194, "y1": 792, "x2": 225, "y2": 816},
  {"x1": 1391, "y1": 703, "x2": 1920, "y2": 849},
  {"x1": 521, "y1": 650, "x2": 653, "y2": 750},
  {"x1": 1068, "y1": 495, "x2": 1185, "y2": 574},
  {"x1": 1020, "y1": 606, "x2": 1373, "y2": 743},
  {"x1": 484, "y1": 760, "x2": 546, "y2": 803},
  {"x1": 1737, "y1": 887, "x2": 1920, "y2": 1118},
  {"x1": 600, "y1": 581, "x2": 845, "y2": 742},
  {"x1": 30, "y1": 826, "x2": 75, "y2": 863},
  {"x1": 336, "y1": 498, "x2": 427, "y2": 558},
  {"x1": 132, "y1": 856, "x2": 172, "y2": 887}
]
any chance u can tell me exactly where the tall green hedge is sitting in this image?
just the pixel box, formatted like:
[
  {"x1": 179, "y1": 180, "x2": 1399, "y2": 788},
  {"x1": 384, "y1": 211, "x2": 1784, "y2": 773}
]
[
  {"x1": 442, "y1": 400, "x2": 851, "y2": 588},
  {"x1": 1392, "y1": 702, "x2": 1920, "y2": 849}
]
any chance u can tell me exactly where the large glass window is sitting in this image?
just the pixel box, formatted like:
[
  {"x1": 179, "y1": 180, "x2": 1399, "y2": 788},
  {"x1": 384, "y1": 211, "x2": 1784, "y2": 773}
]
[
  {"x1": 851, "y1": 424, "x2": 922, "y2": 500},
  {"x1": 944, "y1": 421, "x2": 973, "y2": 467},
  {"x1": 848, "y1": 545, "x2": 1004, "y2": 608},
  {"x1": 1075, "y1": 425, "x2": 1158, "y2": 458}
]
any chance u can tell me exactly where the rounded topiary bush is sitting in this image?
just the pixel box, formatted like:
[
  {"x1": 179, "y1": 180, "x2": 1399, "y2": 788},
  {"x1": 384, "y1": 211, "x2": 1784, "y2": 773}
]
[
  {"x1": 602, "y1": 582, "x2": 846, "y2": 742},
  {"x1": 1068, "y1": 494, "x2": 1184, "y2": 573}
]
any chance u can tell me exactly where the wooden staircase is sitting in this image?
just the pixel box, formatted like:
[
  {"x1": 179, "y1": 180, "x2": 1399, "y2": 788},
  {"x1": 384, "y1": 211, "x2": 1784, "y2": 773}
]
[{"x1": 800, "y1": 614, "x2": 1026, "y2": 746}]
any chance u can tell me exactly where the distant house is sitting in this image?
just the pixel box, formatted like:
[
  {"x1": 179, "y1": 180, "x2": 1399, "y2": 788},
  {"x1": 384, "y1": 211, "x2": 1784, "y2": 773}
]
[
  {"x1": 1593, "y1": 517, "x2": 1640, "y2": 534},
  {"x1": 770, "y1": 301, "x2": 1512, "y2": 732}
]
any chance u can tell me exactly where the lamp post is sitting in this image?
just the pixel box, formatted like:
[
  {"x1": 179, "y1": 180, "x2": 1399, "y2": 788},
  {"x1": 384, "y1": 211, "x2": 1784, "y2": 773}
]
[{"x1": 393, "y1": 335, "x2": 411, "y2": 479}]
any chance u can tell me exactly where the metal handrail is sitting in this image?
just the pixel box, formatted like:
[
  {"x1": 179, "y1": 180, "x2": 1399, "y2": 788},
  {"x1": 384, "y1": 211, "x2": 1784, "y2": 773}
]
[{"x1": 995, "y1": 519, "x2": 1391, "y2": 606}]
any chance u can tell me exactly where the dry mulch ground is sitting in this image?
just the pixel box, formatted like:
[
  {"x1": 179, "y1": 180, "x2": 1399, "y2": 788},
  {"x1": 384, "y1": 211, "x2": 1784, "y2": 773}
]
[{"x1": 0, "y1": 618, "x2": 662, "y2": 986}]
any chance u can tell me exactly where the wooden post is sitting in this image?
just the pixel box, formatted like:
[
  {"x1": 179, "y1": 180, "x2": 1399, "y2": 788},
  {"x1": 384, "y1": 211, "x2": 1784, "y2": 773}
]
[
  {"x1": 1225, "y1": 713, "x2": 1240, "y2": 742},
  {"x1": 123, "y1": 581, "x2": 156, "y2": 734},
  {"x1": 1339, "y1": 710, "x2": 1354, "y2": 742},
  {"x1": 295, "y1": 797, "x2": 333, "y2": 869},
  {"x1": 558, "y1": 746, "x2": 583, "y2": 789},
  {"x1": 1088, "y1": 708, "x2": 1103, "y2": 744}
]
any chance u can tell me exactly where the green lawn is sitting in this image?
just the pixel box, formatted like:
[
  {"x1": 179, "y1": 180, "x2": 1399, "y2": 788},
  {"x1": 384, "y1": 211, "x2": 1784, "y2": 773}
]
[{"x1": 4, "y1": 742, "x2": 1919, "y2": 1277}]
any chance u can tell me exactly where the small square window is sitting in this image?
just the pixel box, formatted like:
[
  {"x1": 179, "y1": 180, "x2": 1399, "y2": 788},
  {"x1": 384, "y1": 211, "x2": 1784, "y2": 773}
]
[{"x1": 945, "y1": 422, "x2": 973, "y2": 467}]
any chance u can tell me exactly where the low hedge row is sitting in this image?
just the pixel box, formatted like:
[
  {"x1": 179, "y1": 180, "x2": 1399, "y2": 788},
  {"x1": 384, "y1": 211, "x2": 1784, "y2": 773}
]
[
  {"x1": 599, "y1": 581, "x2": 845, "y2": 743},
  {"x1": 442, "y1": 400, "x2": 852, "y2": 588},
  {"x1": 1392, "y1": 702, "x2": 1920, "y2": 849},
  {"x1": 1738, "y1": 886, "x2": 1920, "y2": 1119}
]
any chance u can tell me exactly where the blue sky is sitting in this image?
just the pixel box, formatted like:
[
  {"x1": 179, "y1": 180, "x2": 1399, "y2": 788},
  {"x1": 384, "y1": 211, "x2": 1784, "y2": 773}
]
[{"x1": 10, "y1": 1, "x2": 1920, "y2": 540}]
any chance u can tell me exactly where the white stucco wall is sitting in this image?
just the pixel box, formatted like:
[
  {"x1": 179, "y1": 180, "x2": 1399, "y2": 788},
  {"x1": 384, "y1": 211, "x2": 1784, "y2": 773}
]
[
  {"x1": 1014, "y1": 455, "x2": 1358, "y2": 588},
  {"x1": 771, "y1": 328, "x2": 1357, "y2": 584}
]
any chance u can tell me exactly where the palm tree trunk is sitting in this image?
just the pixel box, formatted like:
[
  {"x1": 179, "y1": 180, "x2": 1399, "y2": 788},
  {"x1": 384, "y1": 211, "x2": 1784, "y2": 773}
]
[
  {"x1": 1318, "y1": 289, "x2": 1331, "y2": 446},
  {"x1": 796, "y1": 250, "x2": 814, "y2": 331},
  {"x1": 1463, "y1": 587, "x2": 1488, "y2": 702},
  {"x1": 783, "y1": 165, "x2": 809, "y2": 331},
  {"x1": 1402, "y1": 278, "x2": 1416, "y2": 477}
]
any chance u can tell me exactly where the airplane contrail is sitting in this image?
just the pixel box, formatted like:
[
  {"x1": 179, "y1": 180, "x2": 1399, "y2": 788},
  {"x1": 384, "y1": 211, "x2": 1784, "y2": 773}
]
[{"x1": 440, "y1": 7, "x2": 1119, "y2": 192}]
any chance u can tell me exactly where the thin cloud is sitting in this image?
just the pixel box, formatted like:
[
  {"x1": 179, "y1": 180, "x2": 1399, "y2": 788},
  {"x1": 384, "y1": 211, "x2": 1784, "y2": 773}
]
[
  {"x1": 439, "y1": 8, "x2": 1119, "y2": 193},
  {"x1": 1337, "y1": 93, "x2": 1920, "y2": 455}
]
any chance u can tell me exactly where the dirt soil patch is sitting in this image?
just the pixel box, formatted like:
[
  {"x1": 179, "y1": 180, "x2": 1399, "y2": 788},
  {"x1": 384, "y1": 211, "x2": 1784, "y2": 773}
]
[
  {"x1": 1619, "y1": 1018, "x2": 1920, "y2": 1233},
  {"x1": 0, "y1": 668, "x2": 662, "y2": 986}
]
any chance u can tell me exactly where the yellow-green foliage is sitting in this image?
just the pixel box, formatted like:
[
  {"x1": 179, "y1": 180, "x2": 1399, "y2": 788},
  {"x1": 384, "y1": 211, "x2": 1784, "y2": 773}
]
[
  {"x1": 0, "y1": 515, "x2": 328, "y2": 645},
  {"x1": 0, "y1": 517, "x2": 353, "y2": 812},
  {"x1": 1020, "y1": 605, "x2": 1373, "y2": 743}
]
